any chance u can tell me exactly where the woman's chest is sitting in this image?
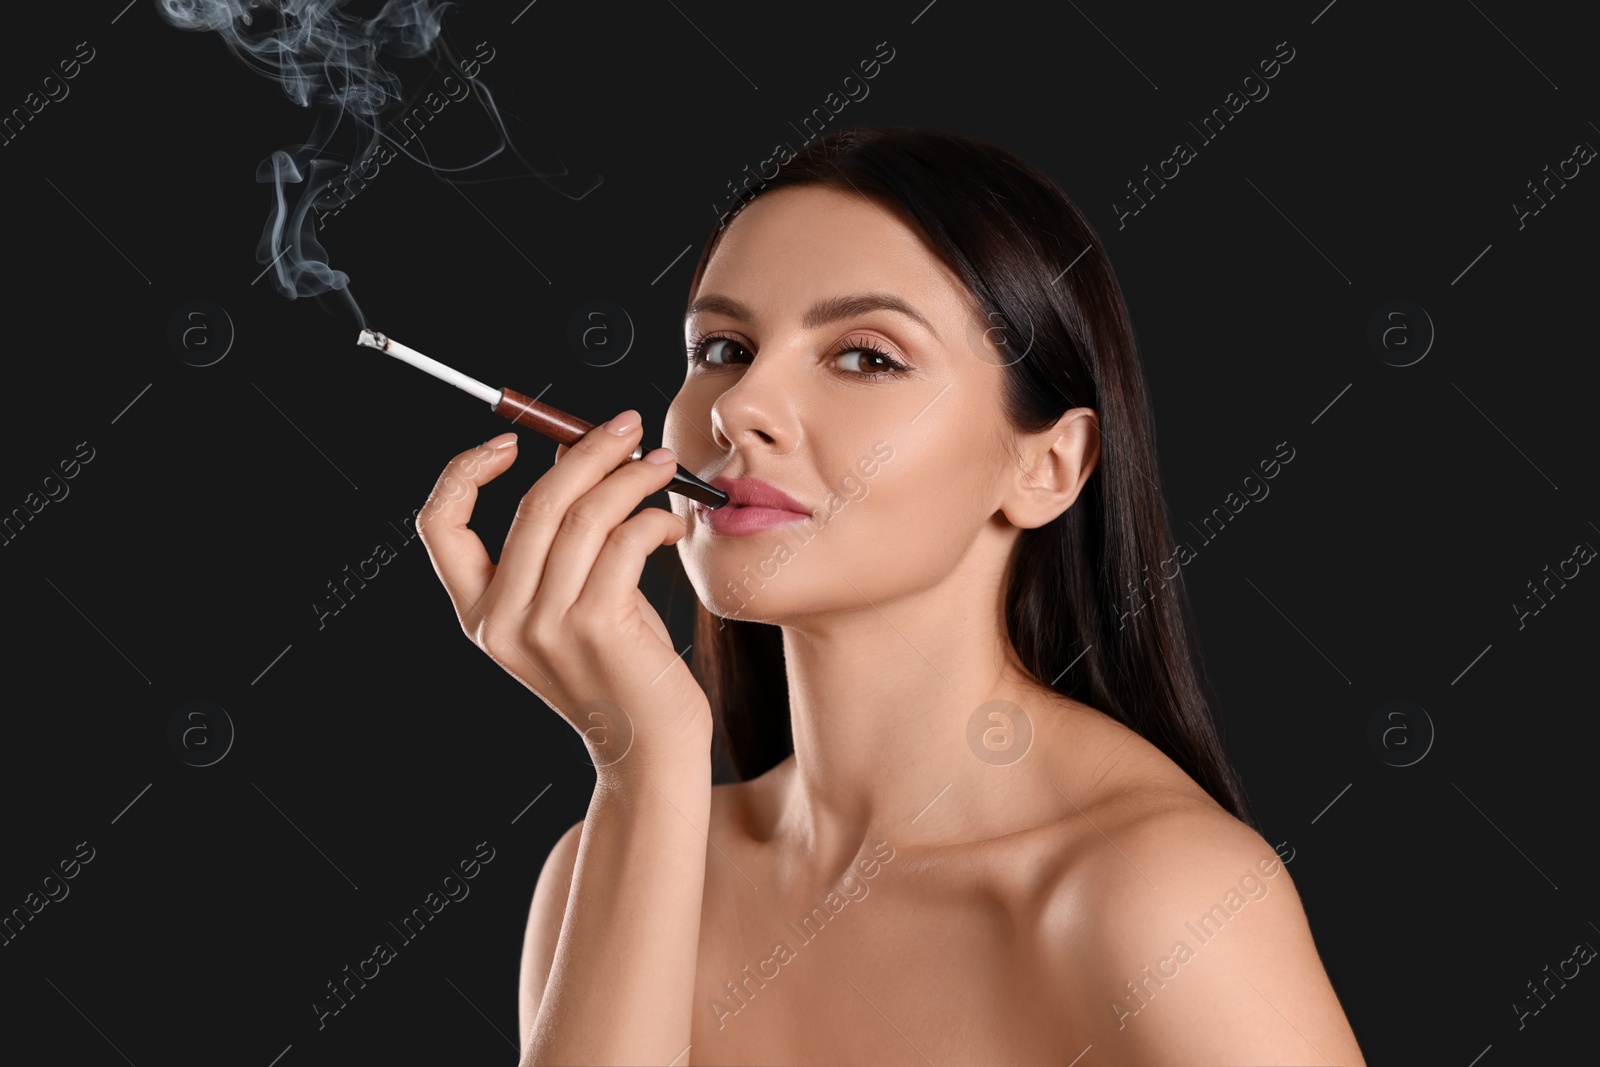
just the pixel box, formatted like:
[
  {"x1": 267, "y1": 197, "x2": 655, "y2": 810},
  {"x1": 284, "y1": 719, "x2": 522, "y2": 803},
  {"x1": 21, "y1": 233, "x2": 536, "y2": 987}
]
[{"x1": 684, "y1": 851, "x2": 1069, "y2": 1065}]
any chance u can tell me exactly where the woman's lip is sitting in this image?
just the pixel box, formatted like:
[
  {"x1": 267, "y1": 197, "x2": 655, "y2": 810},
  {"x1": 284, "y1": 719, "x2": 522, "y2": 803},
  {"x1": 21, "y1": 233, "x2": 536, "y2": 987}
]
[
  {"x1": 707, "y1": 476, "x2": 809, "y2": 513},
  {"x1": 700, "y1": 504, "x2": 810, "y2": 536},
  {"x1": 694, "y1": 477, "x2": 811, "y2": 536}
]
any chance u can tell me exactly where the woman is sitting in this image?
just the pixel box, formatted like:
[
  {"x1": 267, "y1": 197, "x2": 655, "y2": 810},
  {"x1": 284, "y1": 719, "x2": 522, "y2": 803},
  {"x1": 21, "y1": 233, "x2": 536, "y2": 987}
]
[{"x1": 418, "y1": 126, "x2": 1366, "y2": 1065}]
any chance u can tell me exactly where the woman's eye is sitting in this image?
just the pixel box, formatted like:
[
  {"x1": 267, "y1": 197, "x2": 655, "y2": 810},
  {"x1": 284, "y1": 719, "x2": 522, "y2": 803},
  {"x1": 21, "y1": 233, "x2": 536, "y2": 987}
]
[
  {"x1": 836, "y1": 348, "x2": 896, "y2": 375},
  {"x1": 689, "y1": 335, "x2": 907, "y2": 379},
  {"x1": 696, "y1": 337, "x2": 750, "y2": 365}
]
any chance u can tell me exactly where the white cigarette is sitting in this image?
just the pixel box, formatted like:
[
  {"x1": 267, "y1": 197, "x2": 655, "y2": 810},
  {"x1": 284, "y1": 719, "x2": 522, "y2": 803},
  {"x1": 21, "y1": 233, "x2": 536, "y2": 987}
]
[{"x1": 356, "y1": 328, "x2": 502, "y2": 406}]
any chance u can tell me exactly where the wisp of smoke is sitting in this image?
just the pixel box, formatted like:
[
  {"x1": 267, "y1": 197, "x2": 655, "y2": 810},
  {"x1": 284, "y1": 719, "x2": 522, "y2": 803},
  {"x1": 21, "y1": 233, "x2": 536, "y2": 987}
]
[{"x1": 157, "y1": 0, "x2": 508, "y2": 326}]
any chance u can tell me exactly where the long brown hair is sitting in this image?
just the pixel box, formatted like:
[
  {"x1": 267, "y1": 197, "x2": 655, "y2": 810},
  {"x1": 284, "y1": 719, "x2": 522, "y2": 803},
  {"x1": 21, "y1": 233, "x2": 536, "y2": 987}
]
[{"x1": 684, "y1": 125, "x2": 1258, "y2": 831}]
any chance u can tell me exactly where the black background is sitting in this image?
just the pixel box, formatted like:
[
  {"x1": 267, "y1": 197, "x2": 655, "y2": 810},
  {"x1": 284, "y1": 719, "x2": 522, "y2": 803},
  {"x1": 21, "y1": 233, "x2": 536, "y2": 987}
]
[{"x1": 1, "y1": 1, "x2": 1595, "y2": 1064}]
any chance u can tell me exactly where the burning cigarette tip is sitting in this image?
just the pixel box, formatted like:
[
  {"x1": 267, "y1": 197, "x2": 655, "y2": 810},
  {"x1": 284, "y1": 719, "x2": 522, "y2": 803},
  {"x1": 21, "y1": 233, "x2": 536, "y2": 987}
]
[{"x1": 356, "y1": 328, "x2": 389, "y2": 350}]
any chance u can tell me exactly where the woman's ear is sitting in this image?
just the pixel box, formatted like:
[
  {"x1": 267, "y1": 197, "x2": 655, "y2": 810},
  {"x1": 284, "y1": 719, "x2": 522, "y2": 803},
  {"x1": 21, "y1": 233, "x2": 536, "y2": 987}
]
[{"x1": 998, "y1": 408, "x2": 1100, "y2": 529}]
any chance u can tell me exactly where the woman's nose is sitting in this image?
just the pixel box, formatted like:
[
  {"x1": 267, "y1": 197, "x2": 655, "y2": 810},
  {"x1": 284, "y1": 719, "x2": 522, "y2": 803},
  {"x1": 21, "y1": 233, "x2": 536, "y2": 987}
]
[{"x1": 709, "y1": 349, "x2": 799, "y2": 453}]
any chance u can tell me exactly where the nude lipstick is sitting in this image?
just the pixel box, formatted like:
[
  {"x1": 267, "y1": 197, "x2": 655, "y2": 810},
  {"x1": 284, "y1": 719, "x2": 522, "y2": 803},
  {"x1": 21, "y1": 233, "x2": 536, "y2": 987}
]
[{"x1": 696, "y1": 477, "x2": 813, "y2": 535}]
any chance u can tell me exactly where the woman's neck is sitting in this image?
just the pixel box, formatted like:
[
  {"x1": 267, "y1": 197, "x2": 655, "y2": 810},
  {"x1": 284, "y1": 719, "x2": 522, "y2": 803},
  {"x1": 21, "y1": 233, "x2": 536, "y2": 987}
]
[{"x1": 767, "y1": 588, "x2": 1087, "y2": 879}]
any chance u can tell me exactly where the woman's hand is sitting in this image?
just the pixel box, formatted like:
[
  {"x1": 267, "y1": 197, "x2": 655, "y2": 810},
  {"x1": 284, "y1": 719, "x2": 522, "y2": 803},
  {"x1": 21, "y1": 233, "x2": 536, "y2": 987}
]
[{"x1": 416, "y1": 409, "x2": 711, "y2": 770}]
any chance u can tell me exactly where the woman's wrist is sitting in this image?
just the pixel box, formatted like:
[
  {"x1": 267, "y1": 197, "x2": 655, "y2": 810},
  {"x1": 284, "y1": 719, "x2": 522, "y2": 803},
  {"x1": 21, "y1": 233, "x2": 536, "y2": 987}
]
[{"x1": 590, "y1": 705, "x2": 714, "y2": 791}]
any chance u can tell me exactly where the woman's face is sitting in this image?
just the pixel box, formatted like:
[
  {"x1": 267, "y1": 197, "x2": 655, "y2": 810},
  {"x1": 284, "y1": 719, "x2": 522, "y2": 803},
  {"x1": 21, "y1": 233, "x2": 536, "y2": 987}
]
[{"x1": 663, "y1": 183, "x2": 1030, "y2": 623}]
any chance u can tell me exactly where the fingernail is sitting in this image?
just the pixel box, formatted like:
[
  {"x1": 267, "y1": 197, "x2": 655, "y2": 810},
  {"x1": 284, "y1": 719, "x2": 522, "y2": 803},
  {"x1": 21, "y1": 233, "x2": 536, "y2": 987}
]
[
  {"x1": 643, "y1": 447, "x2": 676, "y2": 465},
  {"x1": 487, "y1": 432, "x2": 518, "y2": 450},
  {"x1": 608, "y1": 409, "x2": 641, "y2": 435}
]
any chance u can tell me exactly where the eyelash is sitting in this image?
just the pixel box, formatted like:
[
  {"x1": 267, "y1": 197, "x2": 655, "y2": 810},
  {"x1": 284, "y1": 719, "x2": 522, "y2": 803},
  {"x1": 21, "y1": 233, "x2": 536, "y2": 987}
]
[{"x1": 685, "y1": 330, "x2": 911, "y2": 380}]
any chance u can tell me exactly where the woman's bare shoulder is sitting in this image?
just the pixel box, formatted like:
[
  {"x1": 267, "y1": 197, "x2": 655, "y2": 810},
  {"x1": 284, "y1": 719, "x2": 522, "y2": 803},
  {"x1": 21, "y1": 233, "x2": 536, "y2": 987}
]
[
  {"x1": 1050, "y1": 728, "x2": 1264, "y2": 883},
  {"x1": 1004, "y1": 698, "x2": 1246, "y2": 867},
  {"x1": 1024, "y1": 714, "x2": 1364, "y2": 1064},
  {"x1": 1025, "y1": 703, "x2": 1289, "y2": 963}
]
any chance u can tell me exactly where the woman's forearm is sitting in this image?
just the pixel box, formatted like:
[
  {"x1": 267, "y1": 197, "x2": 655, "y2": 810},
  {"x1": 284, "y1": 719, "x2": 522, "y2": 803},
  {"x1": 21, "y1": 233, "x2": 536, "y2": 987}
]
[{"x1": 522, "y1": 745, "x2": 713, "y2": 1066}]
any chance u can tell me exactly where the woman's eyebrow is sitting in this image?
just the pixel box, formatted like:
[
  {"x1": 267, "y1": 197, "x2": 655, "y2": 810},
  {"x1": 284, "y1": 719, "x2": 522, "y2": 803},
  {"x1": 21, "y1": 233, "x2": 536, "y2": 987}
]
[{"x1": 685, "y1": 291, "x2": 939, "y2": 341}]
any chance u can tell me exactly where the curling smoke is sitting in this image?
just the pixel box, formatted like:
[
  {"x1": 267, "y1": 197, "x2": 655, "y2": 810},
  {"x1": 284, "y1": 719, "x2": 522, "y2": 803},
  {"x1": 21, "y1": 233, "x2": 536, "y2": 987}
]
[{"x1": 156, "y1": 0, "x2": 488, "y2": 325}]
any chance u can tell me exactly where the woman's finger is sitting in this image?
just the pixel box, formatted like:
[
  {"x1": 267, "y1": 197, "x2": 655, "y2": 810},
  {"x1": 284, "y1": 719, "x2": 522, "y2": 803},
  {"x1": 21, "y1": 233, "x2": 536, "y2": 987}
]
[
  {"x1": 529, "y1": 447, "x2": 679, "y2": 619},
  {"x1": 415, "y1": 434, "x2": 520, "y2": 634},
  {"x1": 485, "y1": 412, "x2": 646, "y2": 613},
  {"x1": 571, "y1": 508, "x2": 688, "y2": 625}
]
